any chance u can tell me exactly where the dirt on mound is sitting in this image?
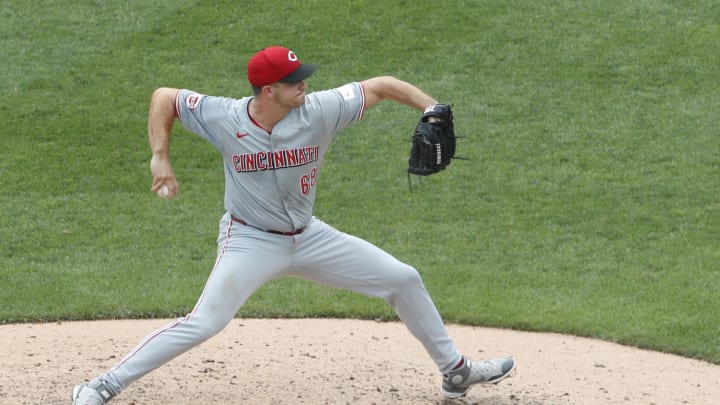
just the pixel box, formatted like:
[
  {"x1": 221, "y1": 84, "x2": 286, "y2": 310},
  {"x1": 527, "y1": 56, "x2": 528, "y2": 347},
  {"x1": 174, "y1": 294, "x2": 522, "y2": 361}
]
[{"x1": 2, "y1": 318, "x2": 718, "y2": 404}]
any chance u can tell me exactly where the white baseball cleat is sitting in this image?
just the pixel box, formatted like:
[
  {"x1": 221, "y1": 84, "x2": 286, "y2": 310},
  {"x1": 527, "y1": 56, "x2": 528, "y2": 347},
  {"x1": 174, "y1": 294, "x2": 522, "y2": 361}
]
[
  {"x1": 441, "y1": 356, "x2": 516, "y2": 399},
  {"x1": 71, "y1": 378, "x2": 115, "y2": 405}
]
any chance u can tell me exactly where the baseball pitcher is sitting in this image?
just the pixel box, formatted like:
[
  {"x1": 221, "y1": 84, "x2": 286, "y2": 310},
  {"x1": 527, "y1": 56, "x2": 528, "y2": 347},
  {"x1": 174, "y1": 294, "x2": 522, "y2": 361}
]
[{"x1": 71, "y1": 46, "x2": 515, "y2": 404}]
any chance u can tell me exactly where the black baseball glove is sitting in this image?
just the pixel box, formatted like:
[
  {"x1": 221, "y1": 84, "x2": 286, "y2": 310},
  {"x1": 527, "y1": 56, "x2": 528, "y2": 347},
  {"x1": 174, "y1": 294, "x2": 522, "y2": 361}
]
[{"x1": 408, "y1": 104, "x2": 456, "y2": 177}]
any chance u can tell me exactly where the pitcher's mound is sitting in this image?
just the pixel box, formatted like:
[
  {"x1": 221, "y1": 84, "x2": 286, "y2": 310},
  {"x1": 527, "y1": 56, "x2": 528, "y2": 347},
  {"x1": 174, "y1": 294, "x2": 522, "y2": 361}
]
[{"x1": 3, "y1": 318, "x2": 719, "y2": 404}]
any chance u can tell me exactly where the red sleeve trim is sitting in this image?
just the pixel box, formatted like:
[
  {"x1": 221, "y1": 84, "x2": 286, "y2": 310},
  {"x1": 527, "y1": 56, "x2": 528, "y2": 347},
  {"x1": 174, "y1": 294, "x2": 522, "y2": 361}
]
[
  {"x1": 357, "y1": 82, "x2": 366, "y2": 121},
  {"x1": 173, "y1": 89, "x2": 182, "y2": 119}
]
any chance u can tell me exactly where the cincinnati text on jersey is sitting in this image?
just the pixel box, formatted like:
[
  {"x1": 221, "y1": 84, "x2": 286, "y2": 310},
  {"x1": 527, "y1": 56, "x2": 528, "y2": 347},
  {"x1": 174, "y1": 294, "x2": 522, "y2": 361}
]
[{"x1": 232, "y1": 146, "x2": 320, "y2": 172}]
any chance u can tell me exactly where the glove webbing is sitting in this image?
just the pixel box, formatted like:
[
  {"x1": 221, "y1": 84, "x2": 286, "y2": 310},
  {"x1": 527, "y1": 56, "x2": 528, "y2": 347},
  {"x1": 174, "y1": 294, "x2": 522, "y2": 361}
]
[{"x1": 407, "y1": 136, "x2": 467, "y2": 192}]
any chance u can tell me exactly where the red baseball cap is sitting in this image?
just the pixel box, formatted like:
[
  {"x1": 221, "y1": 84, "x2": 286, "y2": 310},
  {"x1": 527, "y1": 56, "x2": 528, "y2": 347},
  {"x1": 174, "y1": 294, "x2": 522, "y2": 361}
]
[{"x1": 247, "y1": 46, "x2": 318, "y2": 87}]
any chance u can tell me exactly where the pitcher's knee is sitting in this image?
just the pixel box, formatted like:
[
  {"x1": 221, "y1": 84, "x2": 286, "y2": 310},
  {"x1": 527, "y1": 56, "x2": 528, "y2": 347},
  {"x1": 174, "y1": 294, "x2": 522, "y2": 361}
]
[
  {"x1": 380, "y1": 266, "x2": 429, "y2": 309},
  {"x1": 385, "y1": 263, "x2": 425, "y2": 291},
  {"x1": 183, "y1": 312, "x2": 233, "y2": 342}
]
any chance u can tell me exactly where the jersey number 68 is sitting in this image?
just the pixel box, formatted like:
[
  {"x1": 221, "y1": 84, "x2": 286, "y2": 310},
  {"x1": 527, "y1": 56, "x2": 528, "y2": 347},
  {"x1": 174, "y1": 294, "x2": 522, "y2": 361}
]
[{"x1": 300, "y1": 167, "x2": 318, "y2": 196}]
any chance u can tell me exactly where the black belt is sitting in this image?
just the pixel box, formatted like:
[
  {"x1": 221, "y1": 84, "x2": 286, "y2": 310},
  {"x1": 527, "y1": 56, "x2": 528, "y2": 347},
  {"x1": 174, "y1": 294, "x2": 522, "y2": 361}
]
[{"x1": 231, "y1": 215, "x2": 305, "y2": 236}]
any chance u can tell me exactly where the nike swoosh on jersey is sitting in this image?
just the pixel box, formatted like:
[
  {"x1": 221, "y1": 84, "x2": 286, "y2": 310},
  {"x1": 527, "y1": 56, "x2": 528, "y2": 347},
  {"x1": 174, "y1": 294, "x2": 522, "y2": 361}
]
[{"x1": 236, "y1": 132, "x2": 250, "y2": 139}]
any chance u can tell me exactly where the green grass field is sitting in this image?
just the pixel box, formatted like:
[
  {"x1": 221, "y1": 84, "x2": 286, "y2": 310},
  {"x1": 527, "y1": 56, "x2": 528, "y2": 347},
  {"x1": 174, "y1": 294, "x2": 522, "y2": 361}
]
[{"x1": 2, "y1": 1, "x2": 719, "y2": 363}]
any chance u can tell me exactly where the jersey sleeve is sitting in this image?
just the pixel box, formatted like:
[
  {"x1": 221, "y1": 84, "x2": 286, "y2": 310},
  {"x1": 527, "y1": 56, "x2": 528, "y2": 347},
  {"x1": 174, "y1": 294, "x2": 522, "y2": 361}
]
[
  {"x1": 174, "y1": 89, "x2": 238, "y2": 148},
  {"x1": 308, "y1": 82, "x2": 366, "y2": 139}
]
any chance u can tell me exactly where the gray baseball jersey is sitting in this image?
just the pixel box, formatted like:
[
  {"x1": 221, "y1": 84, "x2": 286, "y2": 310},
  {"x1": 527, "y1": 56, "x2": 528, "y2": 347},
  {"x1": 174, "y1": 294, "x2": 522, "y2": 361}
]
[{"x1": 175, "y1": 83, "x2": 365, "y2": 232}]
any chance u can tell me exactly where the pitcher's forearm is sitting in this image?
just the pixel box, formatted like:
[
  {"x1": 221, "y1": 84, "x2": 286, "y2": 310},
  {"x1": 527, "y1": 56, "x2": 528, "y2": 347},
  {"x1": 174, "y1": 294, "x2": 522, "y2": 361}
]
[
  {"x1": 148, "y1": 87, "x2": 180, "y2": 158},
  {"x1": 360, "y1": 76, "x2": 438, "y2": 111}
]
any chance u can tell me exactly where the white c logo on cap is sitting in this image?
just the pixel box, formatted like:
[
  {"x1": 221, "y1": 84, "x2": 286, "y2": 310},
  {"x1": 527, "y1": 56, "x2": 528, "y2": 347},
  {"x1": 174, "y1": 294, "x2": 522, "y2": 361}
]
[{"x1": 287, "y1": 51, "x2": 298, "y2": 62}]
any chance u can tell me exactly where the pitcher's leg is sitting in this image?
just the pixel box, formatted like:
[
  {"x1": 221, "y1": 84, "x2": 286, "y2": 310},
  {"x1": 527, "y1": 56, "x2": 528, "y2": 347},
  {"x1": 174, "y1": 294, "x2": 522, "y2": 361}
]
[
  {"x1": 290, "y1": 219, "x2": 461, "y2": 373},
  {"x1": 100, "y1": 221, "x2": 291, "y2": 394}
]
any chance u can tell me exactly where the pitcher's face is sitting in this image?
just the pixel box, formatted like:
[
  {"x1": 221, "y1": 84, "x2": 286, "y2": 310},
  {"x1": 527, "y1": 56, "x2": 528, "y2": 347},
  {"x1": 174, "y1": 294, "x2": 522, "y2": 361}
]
[{"x1": 271, "y1": 81, "x2": 307, "y2": 108}]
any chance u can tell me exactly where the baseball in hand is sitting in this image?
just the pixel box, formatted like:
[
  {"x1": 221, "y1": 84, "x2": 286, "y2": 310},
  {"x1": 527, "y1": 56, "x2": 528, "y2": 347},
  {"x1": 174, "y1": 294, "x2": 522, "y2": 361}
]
[{"x1": 159, "y1": 185, "x2": 170, "y2": 198}]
